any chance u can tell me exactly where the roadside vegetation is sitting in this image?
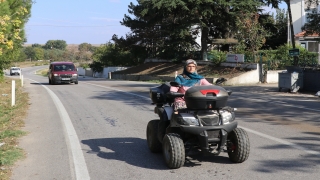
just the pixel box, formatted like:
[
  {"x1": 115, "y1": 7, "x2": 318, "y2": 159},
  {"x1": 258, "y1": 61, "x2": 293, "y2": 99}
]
[
  {"x1": 36, "y1": 69, "x2": 49, "y2": 77},
  {"x1": 0, "y1": 77, "x2": 29, "y2": 180},
  {"x1": 4, "y1": 1, "x2": 317, "y2": 78},
  {"x1": 1, "y1": 0, "x2": 320, "y2": 179}
]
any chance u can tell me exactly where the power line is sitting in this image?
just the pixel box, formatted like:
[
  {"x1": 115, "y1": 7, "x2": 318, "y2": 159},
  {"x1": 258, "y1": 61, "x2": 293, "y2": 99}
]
[{"x1": 26, "y1": 24, "x2": 123, "y2": 27}]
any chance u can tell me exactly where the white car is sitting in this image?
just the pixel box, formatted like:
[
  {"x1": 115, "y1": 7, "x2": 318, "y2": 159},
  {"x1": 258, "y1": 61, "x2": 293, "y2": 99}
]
[{"x1": 10, "y1": 67, "x2": 21, "y2": 76}]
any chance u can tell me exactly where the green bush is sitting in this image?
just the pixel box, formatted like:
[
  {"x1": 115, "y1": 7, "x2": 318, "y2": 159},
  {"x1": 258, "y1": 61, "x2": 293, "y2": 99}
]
[
  {"x1": 79, "y1": 63, "x2": 90, "y2": 69},
  {"x1": 239, "y1": 44, "x2": 318, "y2": 70},
  {"x1": 207, "y1": 50, "x2": 227, "y2": 66}
]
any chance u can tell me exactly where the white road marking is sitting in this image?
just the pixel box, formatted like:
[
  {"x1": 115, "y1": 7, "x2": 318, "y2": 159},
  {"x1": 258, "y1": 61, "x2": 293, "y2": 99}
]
[
  {"x1": 271, "y1": 101, "x2": 320, "y2": 112},
  {"x1": 28, "y1": 79, "x2": 90, "y2": 180},
  {"x1": 239, "y1": 125, "x2": 320, "y2": 156},
  {"x1": 236, "y1": 97, "x2": 320, "y2": 112}
]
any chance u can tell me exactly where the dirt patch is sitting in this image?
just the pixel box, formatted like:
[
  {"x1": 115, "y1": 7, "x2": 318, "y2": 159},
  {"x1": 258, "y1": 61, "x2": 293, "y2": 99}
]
[{"x1": 112, "y1": 62, "x2": 249, "y2": 79}]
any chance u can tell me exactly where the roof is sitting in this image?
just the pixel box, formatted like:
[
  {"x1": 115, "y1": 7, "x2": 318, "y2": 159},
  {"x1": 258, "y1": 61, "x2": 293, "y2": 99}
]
[
  {"x1": 50, "y1": 61, "x2": 74, "y2": 65},
  {"x1": 295, "y1": 31, "x2": 319, "y2": 37}
]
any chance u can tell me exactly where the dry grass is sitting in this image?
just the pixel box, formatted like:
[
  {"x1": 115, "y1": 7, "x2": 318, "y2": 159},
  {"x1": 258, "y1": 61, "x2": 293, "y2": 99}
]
[
  {"x1": 9, "y1": 61, "x2": 49, "y2": 69},
  {"x1": 112, "y1": 62, "x2": 249, "y2": 79},
  {"x1": 0, "y1": 78, "x2": 29, "y2": 180}
]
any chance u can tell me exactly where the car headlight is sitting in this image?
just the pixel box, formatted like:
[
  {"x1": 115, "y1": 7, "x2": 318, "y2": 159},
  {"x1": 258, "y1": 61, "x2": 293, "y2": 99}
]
[
  {"x1": 54, "y1": 74, "x2": 58, "y2": 76},
  {"x1": 72, "y1": 74, "x2": 78, "y2": 77},
  {"x1": 220, "y1": 110, "x2": 235, "y2": 124}
]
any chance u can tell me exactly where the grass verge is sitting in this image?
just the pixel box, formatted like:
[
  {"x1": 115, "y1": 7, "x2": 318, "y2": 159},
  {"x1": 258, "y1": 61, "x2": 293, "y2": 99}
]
[
  {"x1": 0, "y1": 77, "x2": 29, "y2": 180},
  {"x1": 12, "y1": 61, "x2": 49, "y2": 68},
  {"x1": 35, "y1": 68, "x2": 49, "y2": 77}
]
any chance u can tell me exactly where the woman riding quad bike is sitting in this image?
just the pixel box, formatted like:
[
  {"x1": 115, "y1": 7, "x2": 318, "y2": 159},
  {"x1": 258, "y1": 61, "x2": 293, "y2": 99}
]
[{"x1": 146, "y1": 60, "x2": 250, "y2": 169}]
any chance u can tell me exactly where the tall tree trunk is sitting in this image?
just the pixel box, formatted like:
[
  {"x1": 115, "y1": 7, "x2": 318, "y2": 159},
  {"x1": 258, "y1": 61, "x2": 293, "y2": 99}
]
[
  {"x1": 221, "y1": 5, "x2": 231, "y2": 52},
  {"x1": 201, "y1": 26, "x2": 209, "y2": 61}
]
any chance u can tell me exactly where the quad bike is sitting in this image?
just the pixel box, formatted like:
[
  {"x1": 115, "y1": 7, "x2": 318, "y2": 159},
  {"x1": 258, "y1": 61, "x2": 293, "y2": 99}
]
[{"x1": 146, "y1": 78, "x2": 250, "y2": 169}]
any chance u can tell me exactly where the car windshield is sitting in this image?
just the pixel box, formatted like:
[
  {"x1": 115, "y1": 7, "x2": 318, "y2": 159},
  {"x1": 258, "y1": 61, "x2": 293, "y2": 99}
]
[
  {"x1": 53, "y1": 65, "x2": 75, "y2": 71},
  {"x1": 11, "y1": 68, "x2": 20, "y2": 70}
]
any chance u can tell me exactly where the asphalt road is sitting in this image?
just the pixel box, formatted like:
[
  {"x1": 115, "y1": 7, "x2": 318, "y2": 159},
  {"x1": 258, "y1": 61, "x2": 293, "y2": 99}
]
[{"x1": 10, "y1": 66, "x2": 320, "y2": 180}]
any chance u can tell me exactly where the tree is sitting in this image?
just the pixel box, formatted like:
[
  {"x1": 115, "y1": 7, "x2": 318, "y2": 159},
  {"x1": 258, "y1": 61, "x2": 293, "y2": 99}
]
[
  {"x1": 23, "y1": 46, "x2": 34, "y2": 60},
  {"x1": 121, "y1": 0, "x2": 263, "y2": 61},
  {"x1": 33, "y1": 47, "x2": 44, "y2": 60},
  {"x1": 0, "y1": 0, "x2": 32, "y2": 77},
  {"x1": 43, "y1": 48, "x2": 65, "y2": 61},
  {"x1": 260, "y1": 0, "x2": 298, "y2": 65},
  {"x1": 78, "y1": 43, "x2": 94, "y2": 52},
  {"x1": 16, "y1": 48, "x2": 27, "y2": 61},
  {"x1": 235, "y1": 12, "x2": 270, "y2": 56},
  {"x1": 43, "y1": 40, "x2": 67, "y2": 50},
  {"x1": 92, "y1": 42, "x2": 134, "y2": 66},
  {"x1": 32, "y1": 43, "x2": 42, "y2": 48},
  {"x1": 89, "y1": 61, "x2": 104, "y2": 74},
  {"x1": 302, "y1": 0, "x2": 320, "y2": 36},
  {"x1": 77, "y1": 43, "x2": 94, "y2": 62},
  {"x1": 111, "y1": 34, "x2": 148, "y2": 65},
  {"x1": 261, "y1": 9, "x2": 288, "y2": 49}
]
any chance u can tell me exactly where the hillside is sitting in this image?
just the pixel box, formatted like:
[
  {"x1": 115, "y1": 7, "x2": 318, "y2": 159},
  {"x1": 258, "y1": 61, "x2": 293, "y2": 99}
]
[{"x1": 112, "y1": 62, "x2": 249, "y2": 79}]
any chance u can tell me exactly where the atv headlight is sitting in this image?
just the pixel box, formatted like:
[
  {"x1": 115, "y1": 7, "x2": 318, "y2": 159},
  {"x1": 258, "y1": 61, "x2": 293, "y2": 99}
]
[
  {"x1": 177, "y1": 113, "x2": 199, "y2": 126},
  {"x1": 181, "y1": 117, "x2": 199, "y2": 126},
  {"x1": 220, "y1": 110, "x2": 235, "y2": 125}
]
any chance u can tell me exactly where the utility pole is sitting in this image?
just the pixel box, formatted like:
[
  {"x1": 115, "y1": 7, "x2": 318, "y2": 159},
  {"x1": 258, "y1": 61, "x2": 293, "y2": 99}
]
[{"x1": 286, "y1": 0, "x2": 299, "y2": 66}]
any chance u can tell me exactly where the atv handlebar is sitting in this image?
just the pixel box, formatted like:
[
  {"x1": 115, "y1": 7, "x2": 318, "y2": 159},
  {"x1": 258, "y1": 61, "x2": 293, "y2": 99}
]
[
  {"x1": 170, "y1": 81, "x2": 181, "y2": 87},
  {"x1": 166, "y1": 92, "x2": 184, "y2": 99},
  {"x1": 171, "y1": 77, "x2": 227, "y2": 87},
  {"x1": 215, "y1": 77, "x2": 227, "y2": 85}
]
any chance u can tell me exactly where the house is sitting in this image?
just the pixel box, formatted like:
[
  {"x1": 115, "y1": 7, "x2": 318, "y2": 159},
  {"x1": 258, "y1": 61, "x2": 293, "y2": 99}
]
[{"x1": 290, "y1": 0, "x2": 320, "y2": 63}]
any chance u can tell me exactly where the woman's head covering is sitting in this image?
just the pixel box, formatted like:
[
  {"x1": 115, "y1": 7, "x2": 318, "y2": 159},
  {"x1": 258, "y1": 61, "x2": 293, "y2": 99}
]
[
  {"x1": 185, "y1": 59, "x2": 197, "y2": 66},
  {"x1": 175, "y1": 59, "x2": 204, "y2": 87}
]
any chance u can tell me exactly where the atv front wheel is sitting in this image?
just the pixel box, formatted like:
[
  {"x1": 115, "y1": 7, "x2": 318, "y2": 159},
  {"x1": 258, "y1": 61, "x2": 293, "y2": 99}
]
[
  {"x1": 146, "y1": 120, "x2": 162, "y2": 153},
  {"x1": 163, "y1": 133, "x2": 185, "y2": 169},
  {"x1": 227, "y1": 128, "x2": 250, "y2": 163}
]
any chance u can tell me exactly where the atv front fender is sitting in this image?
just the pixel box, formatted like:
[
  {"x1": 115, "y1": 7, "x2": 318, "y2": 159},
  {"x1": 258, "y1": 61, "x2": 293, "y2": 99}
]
[{"x1": 180, "y1": 121, "x2": 237, "y2": 135}]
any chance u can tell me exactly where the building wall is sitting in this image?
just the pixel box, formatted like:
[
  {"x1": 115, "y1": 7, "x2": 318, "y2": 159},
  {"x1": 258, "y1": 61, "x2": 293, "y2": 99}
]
[
  {"x1": 290, "y1": 0, "x2": 320, "y2": 63},
  {"x1": 291, "y1": 0, "x2": 305, "y2": 39},
  {"x1": 291, "y1": 0, "x2": 319, "y2": 37}
]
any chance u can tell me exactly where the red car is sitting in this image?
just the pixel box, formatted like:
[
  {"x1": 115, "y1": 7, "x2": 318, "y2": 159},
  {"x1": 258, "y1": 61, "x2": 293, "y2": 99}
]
[{"x1": 48, "y1": 62, "x2": 78, "y2": 85}]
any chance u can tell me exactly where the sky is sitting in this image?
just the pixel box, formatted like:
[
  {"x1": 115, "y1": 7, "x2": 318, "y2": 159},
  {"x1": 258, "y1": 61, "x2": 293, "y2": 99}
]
[
  {"x1": 24, "y1": 0, "x2": 287, "y2": 45},
  {"x1": 25, "y1": 0, "x2": 133, "y2": 45}
]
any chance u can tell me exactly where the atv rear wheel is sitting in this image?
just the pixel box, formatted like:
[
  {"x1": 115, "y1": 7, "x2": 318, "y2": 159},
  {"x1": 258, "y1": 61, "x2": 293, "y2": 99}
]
[
  {"x1": 146, "y1": 120, "x2": 162, "y2": 153},
  {"x1": 163, "y1": 133, "x2": 185, "y2": 169},
  {"x1": 227, "y1": 128, "x2": 250, "y2": 163}
]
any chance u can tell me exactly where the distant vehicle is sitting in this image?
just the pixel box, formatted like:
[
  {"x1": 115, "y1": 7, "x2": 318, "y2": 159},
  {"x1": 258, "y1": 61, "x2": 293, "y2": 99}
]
[
  {"x1": 48, "y1": 62, "x2": 78, "y2": 85},
  {"x1": 10, "y1": 67, "x2": 21, "y2": 76}
]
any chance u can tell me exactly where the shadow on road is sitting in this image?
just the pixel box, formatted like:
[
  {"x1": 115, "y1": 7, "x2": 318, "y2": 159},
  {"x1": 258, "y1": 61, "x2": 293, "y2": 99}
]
[
  {"x1": 82, "y1": 137, "x2": 167, "y2": 170},
  {"x1": 81, "y1": 137, "x2": 233, "y2": 170},
  {"x1": 30, "y1": 82, "x2": 78, "y2": 86},
  {"x1": 89, "y1": 90, "x2": 151, "y2": 109}
]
